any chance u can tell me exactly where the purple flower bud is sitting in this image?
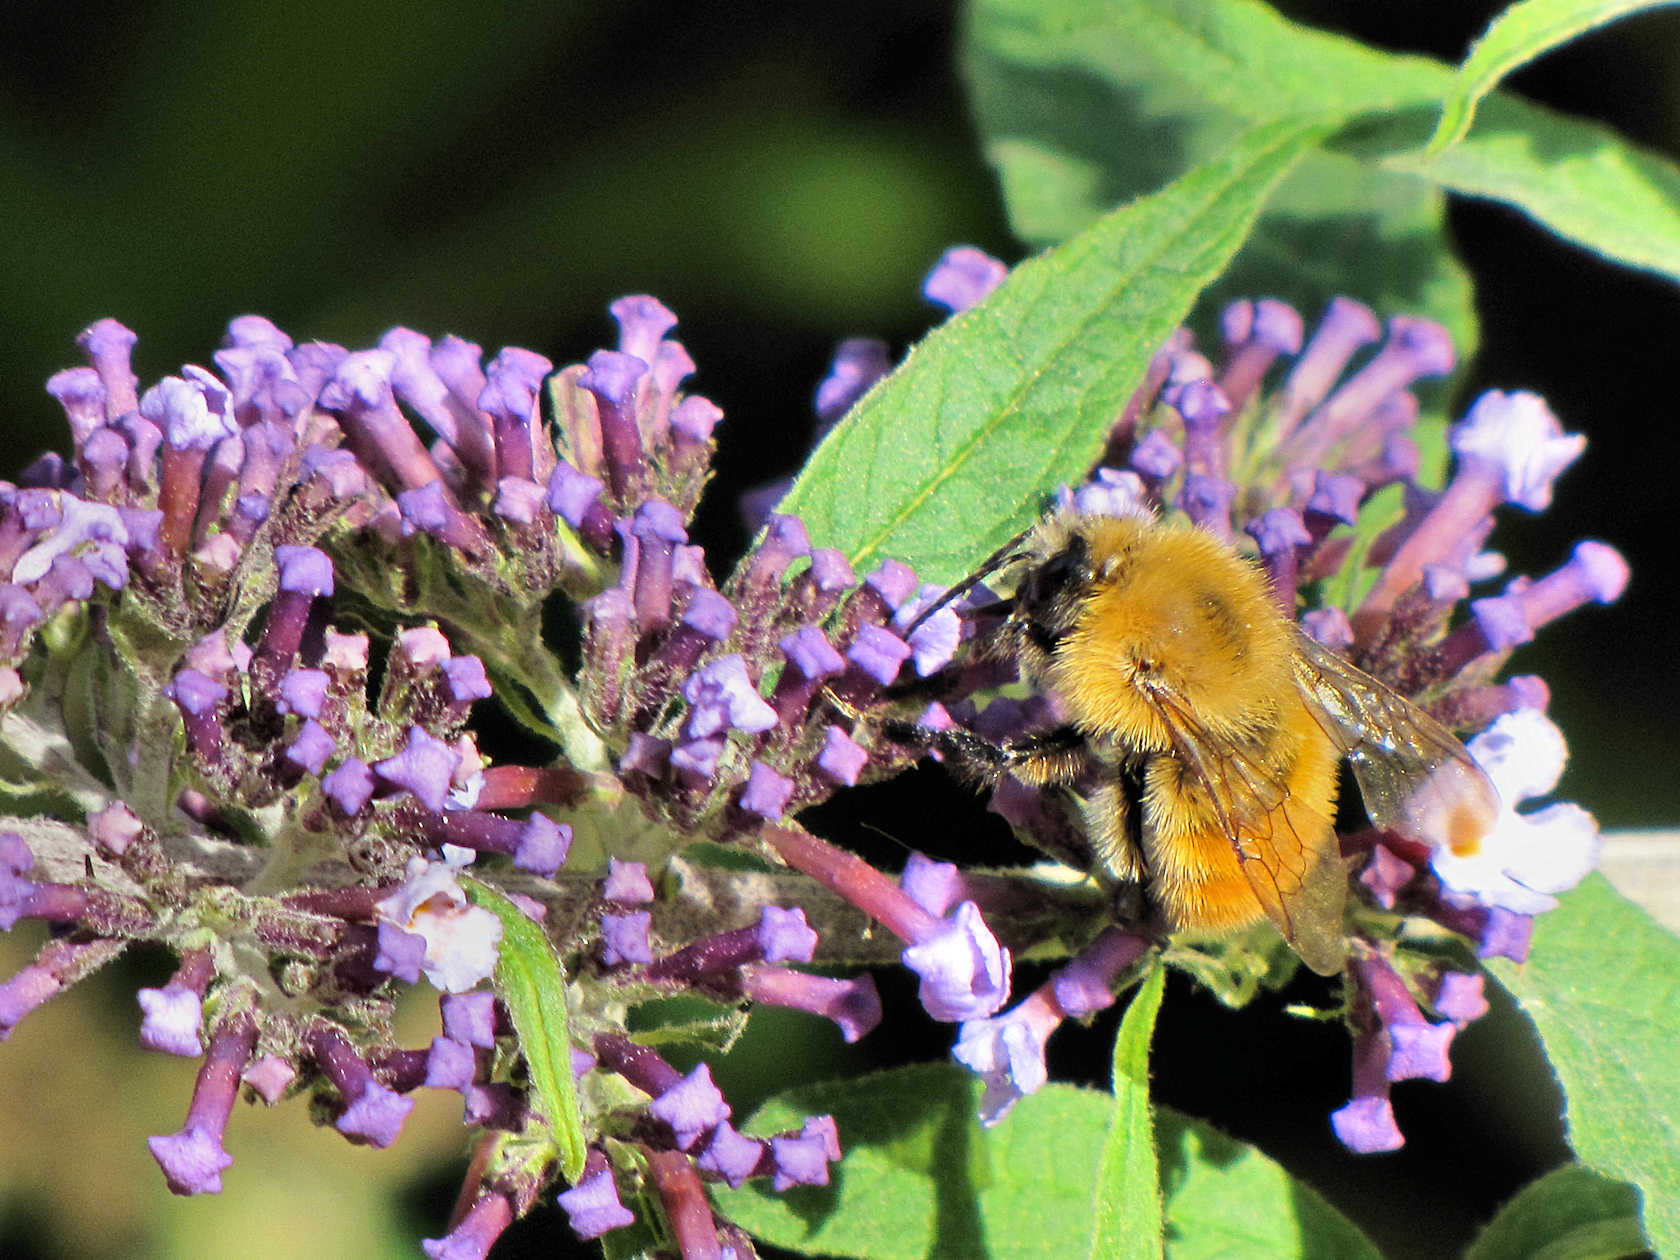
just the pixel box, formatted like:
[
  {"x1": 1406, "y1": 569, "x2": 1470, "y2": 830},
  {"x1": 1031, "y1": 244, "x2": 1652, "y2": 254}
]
[
  {"x1": 864, "y1": 558, "x2": 918, "y2": 612},
  {"x1": 629, "y1": 500, "x2": 688, "y2": 630},
  {"x1": 579, "y1": 350, "x2": 649, "y2": 499},
  {"x1": 619, "y1": 733, "x2": 672, "y2": 777},
  {"x1": 901, "y1": 901, "x2": 1011, "y2": 1022},
  {"x1": 374, "y1": 727, "x2": 462, "y2": 812},
  {"x1": 47, "y1": 367, "x2": 108, "y2": 444},
  {"x1": 1330, "y1": 1028, "x2": 1404, "y2": 1154},
  {"x1": 478, "y1": 346, "x2": 553, "y2": 483},
  {"x1": 1217, "y1": 298, "x2": 1302, "y2": 408},
  {"x1": 1356, "y1": 954, "x2": 1454, "y2": 1084},
  {"x1": 698, "y1": 1121, "x2": 767, "y2": 1189},
  {"x1": 670, "y1": 394, "x2": 723, "y2": 445},
  {"x1": 816, "y1": 725, "x2": 868, "y2": 787},
  {"x1": 0, "y1": 586, "x2": 44, "y2": 658},
  {"x1": 547, "y1": 461, "x2": 613, "y2": 548},
  {"x1": 240, "y1": 1055, "x2": 296, "y2": 1105},
  {"x1": 1130, "y1": 430, "x2": 1182, "y2": 480},
  {"x1": 138, "y1": 985, "x2": 205, "y2": 1057},
  {"x1": 513, "y1": 815, "x2": 571, "y2": 878},
  {"x1": 322, "y1": 757, "x2": 376, "y2": 816},
  {"x1": 815, "y1": 337, "x2": 891, "y2": 423},
  {"x1": 682, "y1": 655, "x2": 777, "y2": 737},
  {"x1": 443, "y1": 656, "x2": 493, "y2": 705},
  {"x1": 284, "y1": 720, "x2": 335, "y2": 776},
  {"x1": 1433, "y1": 972, "x2": 1489, "y2": 1028},
  {"x1": 600, "y1": 911, "x2": 653, "y2": 966},
  {"x1": 166, "y1": 669, "x2": 229, "y2": 760},
  {"x1": 1359, "y1": 844, "x2": 1415, "y2": 910},
  {"x1": 770, "y1": 1119, "x2": 837, "y2": 1190},
  {"x1": 1276, "y1": 297, "x2": 1382, "y2": 431},
  {"x1": 670, "y1": 736, "x2": 724, "y2": 784},
  {"x1": 557, "y1": 1164, "x2": 635, "y2": 1240},
  {"x1": 440, "y1": 991, "x2": 499, "y2": 1049},
  {"x1": 87, "y1": 802, "x2": 144, "y2": 857},
  {"x1": 806, "y1": 548, "x2": 856, "y2": 595},
  {"x1": 1304, "y1": 471, "x2": 1363, "y2": 528},
  {"x1": 1246, "y1": 507, "x2": 1310, "y2": 559},
  {"x1": 422, "y1": 1191, "x2": 513, "y2": 1260},
  {"x1": 1300, "y1": 606, "x2": 1353, "y2": 651},
  {"x1": 1178, "y1": 473, "x2": 1235, "y2": 538},
  {"x1": 900, "y1": 853, "x2": 964, "y2": 918},
  {"x1": 492, "y1": 476, "x2": 546, "y2": 524},
  {"x1": 397, "y1": 481, "x2": 485, "y2": 553},
  {"x1": 757, "y1": 905, "x2": 818, "y2": 964},
  {"x1": 649, "y1": 1063, "x2": 730, "y2": 1150},
  {"x1": 847, "y1": 624, "x2": 912, "y2": 686},
  {"x1": 1071, "y1": 468, "x2": 1147, "y2": 518},
  {"x1": 332, "y1": 1073, "x2": 414, "y2": 1148},
  {"x1": 604, "y1": 858, "x2": 655, "y2": 905},
  {"x1": 737, "y1": 514, "x2": 812, "y2": 606},
  {"x1": 373, "y1": 923, "x2": 427, "y2": 984},
  {"x1": 1476, "y1": 907, "x2": 1534, "y2": 962},
  {"x1": 738, "y1": 761, "x2": 795, "y2": 819},
  {"x1": 611, "y1": 295, "x2": 680, "y2": 365},
  {"x1": 77, "y1": 318, "x2": 140, "y2": 418},
  {"x1": 923, "y1": 246, "x2": 1008, "y2": 314}
]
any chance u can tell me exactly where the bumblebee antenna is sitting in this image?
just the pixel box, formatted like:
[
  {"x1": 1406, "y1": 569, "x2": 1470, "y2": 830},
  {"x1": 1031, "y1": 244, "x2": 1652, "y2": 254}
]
[{"x1": 902, "y1": 521, "x2": 1036, "y2": 636}]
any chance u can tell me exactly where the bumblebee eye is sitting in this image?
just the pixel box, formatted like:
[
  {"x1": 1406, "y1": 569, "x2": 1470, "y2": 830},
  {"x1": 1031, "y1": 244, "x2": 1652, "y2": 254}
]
[{"x1": 1024, "y1": 541, "x2": 1087, "y2": 611}]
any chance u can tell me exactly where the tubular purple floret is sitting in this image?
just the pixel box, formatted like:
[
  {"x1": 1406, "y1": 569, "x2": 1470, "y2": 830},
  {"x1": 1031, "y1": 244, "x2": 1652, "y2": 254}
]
[
  {"x1": 1178, "y1": 472, "x2": 1236, "y2": 539},
  {"x1": 1282, "y1": 316, "x2": 1454, "y2": 469},
  {"x1": 743, "y1": 966, "x2": 883, "y2": 1043},
  {"x1": 76, "y1": 318, "x2": 141, "y2": 418},
  {"x1": 1330, "y1": 1020, "x2": 1404, "y2": 1154},
  {"x1": 1217, "y1": 298, "x2": 1302, "y2": 408},
  {"x1": 423, "y1": 1189, "x2": 514, "y2": 1260},
  {"x1": 816, "y1": 337, "x2": 891, "y2": 423},
  {"x1": 1354, "y1": 952, "x2": 1454, "y2": 1083},
  {"x1": 479, "y1": 346, "x2": 554, "y2": 483},
  {"x1": 46, "y1": 367, "x2": 108, "y2": 444},
  {"x1": 1273, "y1": 296, "x2": 1382, "y2": 431},
  {"x1": 147, "y1": 1004, "x2": 259, "y2": 1194},
  {"x1": 558, "y1": 1151, "x2": 637, "y2": 1241},
  {"x1": 923, "y1": 245, "x2": 1008, "y2": 314},
  {"x1": 579, "y1": 349, "x2": 650, "y2": 500},
  {"x1": 1168, "y1": 377, "x2": 1232, "y2": 481},
  {"x1": 307, "y1": 1022, "x2": 415, "y2": 1148}
]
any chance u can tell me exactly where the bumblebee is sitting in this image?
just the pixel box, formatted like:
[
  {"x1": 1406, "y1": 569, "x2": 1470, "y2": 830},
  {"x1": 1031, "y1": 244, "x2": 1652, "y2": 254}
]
[{"x1": 891, "y1": 508, "x2": 1498, "y2": 975}]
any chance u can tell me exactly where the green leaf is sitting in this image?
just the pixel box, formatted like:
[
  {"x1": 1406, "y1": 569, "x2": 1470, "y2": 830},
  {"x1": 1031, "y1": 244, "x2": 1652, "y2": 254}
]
[
  {"x1": 778, "y1": 117, "x2": 1328, "y2": 582},
  {"x1": 965, "y1": 0, "x2": 1476, "y2": 367},
  {"x1": 1092, "y1": 960, "x2": 1166, "y2": 1259},
  {"x1": 1427, "y1": 0, "x2": 1680, "y2": 155},
  {"x1": 463, "y1": 877, "x2": 588, "y2": 1184},
  {"x1": 1487, "y1": 873, "x2": 1680, "y2": 1257},
  {"x1": 1154, "y1": 1110, "x2": 1380, "y2": 1259},
  {"x1": 1390, "y1": 92, "x2": 1680, "y2": 283},
  {"x1": 1465, "y1": 1163, "x2": 1648, "y2": 1260},
  {"x1": 710, "y1": 1064, "x2": 1376, "y2": 1259}
]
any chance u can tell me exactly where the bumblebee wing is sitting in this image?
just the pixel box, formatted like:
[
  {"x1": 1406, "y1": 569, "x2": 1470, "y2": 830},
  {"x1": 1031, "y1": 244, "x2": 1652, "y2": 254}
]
[
  {"x1": 1290, "y1": 627, "x2": 1500, "y2": 855},
  {"x1": 1142, "y1": 685, "x2": 1348, "y2": 975}
]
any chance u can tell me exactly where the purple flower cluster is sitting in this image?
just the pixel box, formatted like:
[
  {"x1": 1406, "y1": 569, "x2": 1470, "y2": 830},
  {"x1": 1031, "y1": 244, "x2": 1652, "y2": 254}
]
[
  {"x1": 0, "y1": 287, "x2": 1027, "y2": 1256},
  {"x1": 0, "y1": 240, "x2": 1627, "y2": 1257},
  {"x1": 889, "y1": 279, "x2": 1622, "y2": 1151}
]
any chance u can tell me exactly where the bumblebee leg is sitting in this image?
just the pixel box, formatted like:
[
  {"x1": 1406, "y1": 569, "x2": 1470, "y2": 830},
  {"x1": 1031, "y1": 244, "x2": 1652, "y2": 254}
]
[{"x1": 921, "y1": 724, "x2": 1090, "y2": 789}]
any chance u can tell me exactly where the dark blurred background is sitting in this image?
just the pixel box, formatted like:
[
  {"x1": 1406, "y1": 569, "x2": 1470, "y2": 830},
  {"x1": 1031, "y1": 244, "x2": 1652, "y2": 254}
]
[{"x1": 0, "y1": 1, "x2": 1674, "y2": 1256}]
